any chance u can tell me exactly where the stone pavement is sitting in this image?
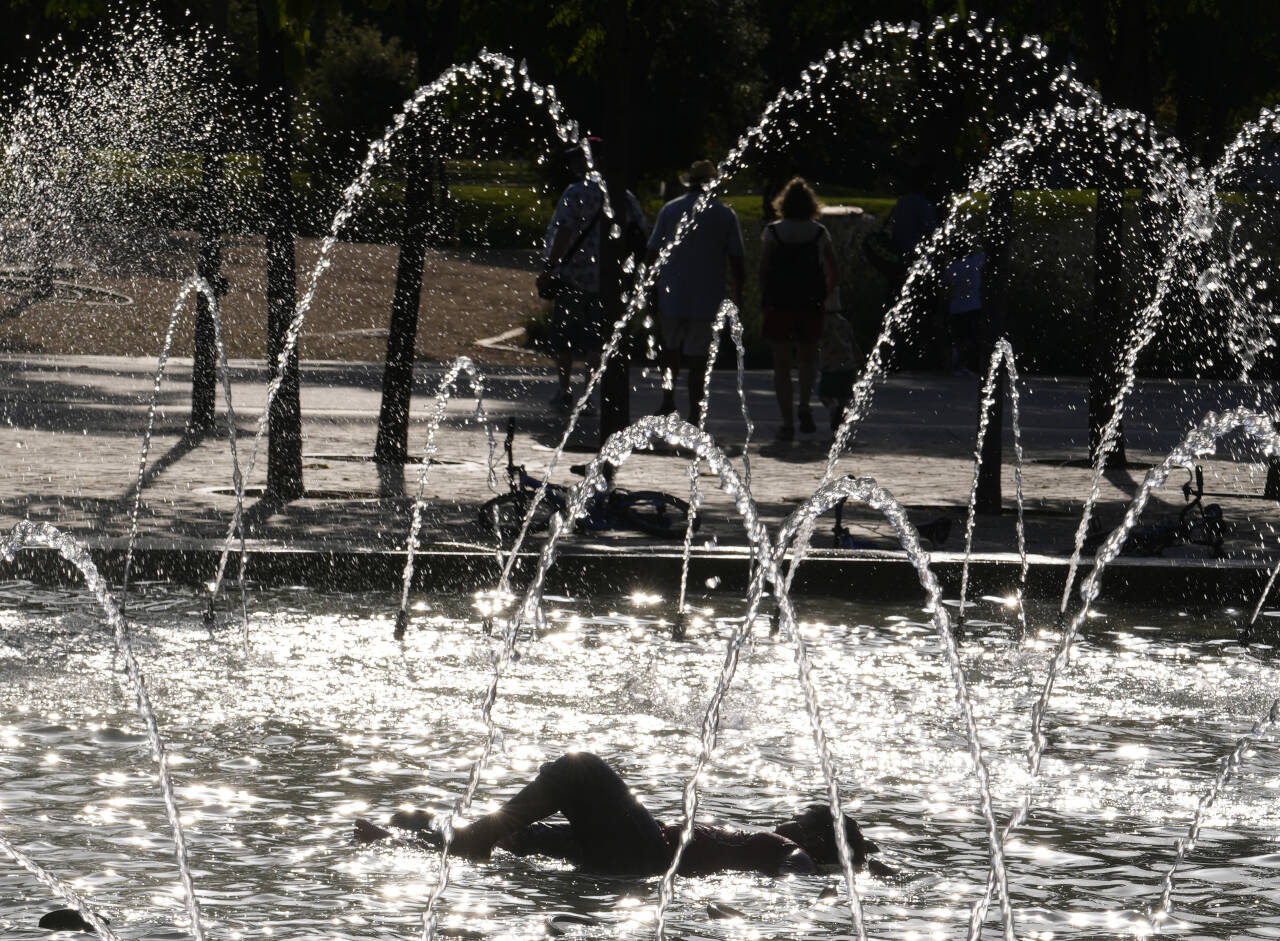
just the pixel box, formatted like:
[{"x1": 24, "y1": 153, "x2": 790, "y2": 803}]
[{"x1": 3, "y1": 354, "x2": 1278, "y2": 582}]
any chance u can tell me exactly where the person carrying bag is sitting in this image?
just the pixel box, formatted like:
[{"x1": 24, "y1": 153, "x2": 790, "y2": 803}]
[{"x1": 540, "y1": 140, "x2": 648, "y2": 411}]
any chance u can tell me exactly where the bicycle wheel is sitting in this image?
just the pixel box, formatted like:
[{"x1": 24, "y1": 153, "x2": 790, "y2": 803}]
[
  {"x1": 478, "y1": 492, "x2": 556, "y2": 542},
  {"x1": 611, "y1": 490, "x2": 697, "y2": 539}
]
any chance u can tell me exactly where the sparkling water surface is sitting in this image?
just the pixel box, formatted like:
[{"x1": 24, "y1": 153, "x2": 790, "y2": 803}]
[{"x1": 1, "y1": 582, "x2": 1278, "y2": 940}]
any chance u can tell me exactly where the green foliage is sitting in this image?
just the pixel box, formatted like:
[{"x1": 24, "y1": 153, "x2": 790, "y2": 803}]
[
  {"x1": 294, "y1": 10, "x2": 415, "y2": 178},
  {"x1": 42, "y1": 0, "x2": 103, "y2": 25}
]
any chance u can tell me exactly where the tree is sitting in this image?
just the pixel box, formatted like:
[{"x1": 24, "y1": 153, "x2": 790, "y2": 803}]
[
  {"x1": 374, "y1": 0, "x2": 461, "y2": 472},
  {"x1": 189, "y1": 0, "x2": 230, "y2": 435},
  {"x1": 258, "y1": 0, "x2": 304, "y2": 501}
]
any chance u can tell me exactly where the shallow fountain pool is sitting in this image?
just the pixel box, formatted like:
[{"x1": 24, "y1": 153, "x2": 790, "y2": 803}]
[{"x1": 1, "y1": 582, "x2": 1278, "y2": 940}]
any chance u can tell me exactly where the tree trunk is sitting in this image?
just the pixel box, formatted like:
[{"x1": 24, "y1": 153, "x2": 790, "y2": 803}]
[
  {"x1": 258, "y1": 0, "x2": 304, "y2": 501},
  {"x1": 190, "y1": 149, "x2": 224, "y2": 435},
  {"x1": 1088, "y1": 170, "x2": 1127, "y2": 468},
  {"x1": 190, "y1": 0, "x2": 228, "y2": 436},
  {"x1": 374, "y1": 148, "x2": 431, "y2": 468},
  {"x1": 374, "y1": 0, "x2": 460, "y2": 469},
  {"x1": 975, "y1": 187, "x2": 1013, "y2": 514},
  {"x1": 1085, "y1": 0, "x2": 1151, "y2": 469}
]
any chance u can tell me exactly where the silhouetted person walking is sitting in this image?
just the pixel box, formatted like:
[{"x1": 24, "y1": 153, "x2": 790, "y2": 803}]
[{"x1": 646, "y1": 160, "x2": 745, "y2": 423}]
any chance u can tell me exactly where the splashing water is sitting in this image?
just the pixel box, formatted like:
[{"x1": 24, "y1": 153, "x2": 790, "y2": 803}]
[
  {"x1": 394, "y1": 356, "x2": 495, "y2": 639},
  {"x1": 777, "y1": 477, "x2": 1016, "y2": 941},
  {"x1": 675, "y1": 300, "x2": 754, "y2": 625},
  {"x1": 1, "y1": 521, "x2": 205, "y2": 941},
  {"x1": 120, "y1": 276, "x2": 248, "y2": 641},
  {"x1": 11, "y1": 12, "x2": 1280, "y2": 940},
  {"x1": 957, "y1": 339, "x2": 1028, "y2": 632},
  {"x1": 970, "y1": 408, "x2": 1280, "y2": 937},
  {"x1": 418, "y1": 415, "x2": 777, "y2": 941}
]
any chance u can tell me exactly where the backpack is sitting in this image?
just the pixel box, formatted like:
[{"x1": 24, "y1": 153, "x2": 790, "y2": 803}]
[{"x1": 761, "y1": 222, "x2": 826, "y2": 311}]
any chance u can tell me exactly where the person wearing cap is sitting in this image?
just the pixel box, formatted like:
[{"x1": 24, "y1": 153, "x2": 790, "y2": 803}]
[
  {"x1": 541, "y1": 141, "x2": 648, "y2": 412},
  {"x1": 354, "y1": 751, "x2": 892, "y2": 879},
  {"x1": 645, "y1": 160, "x2": 745, "y2": 423}
]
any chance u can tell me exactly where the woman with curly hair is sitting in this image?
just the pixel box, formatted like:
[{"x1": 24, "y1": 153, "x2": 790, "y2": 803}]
[{"x1": 759, "y1": 177, "x2": 839, "y2": 440}]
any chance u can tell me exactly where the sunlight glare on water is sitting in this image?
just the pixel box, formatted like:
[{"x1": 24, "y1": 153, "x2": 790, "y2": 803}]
[{"x1": 0, "y1": 584, "x2": 1279, "y2": 939}]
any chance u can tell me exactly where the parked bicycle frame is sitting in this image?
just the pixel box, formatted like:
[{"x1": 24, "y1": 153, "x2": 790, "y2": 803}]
[{"x1": 478, "y1": 419, "x2": 698, "y2": 542}]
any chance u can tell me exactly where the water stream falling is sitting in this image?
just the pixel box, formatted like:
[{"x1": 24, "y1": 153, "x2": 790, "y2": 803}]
[
  {"x1": 0, "y1": 521, "x2": 204, "y2": 941},
  {"x1": 768, "y1": 93, "x2": 1194, "y2": 615},
  {"x1": 777, "y1": 477, "x2": 1016, "y2": 941},
  {"x1": 393, "y1": 355, "x2": 495, "y2": 640},
  {"x1": 120, "y1": 276, "x2": 247, "y2": 638},
  {"x1": 956, "y1": 339, "x2": 1028, "y2": 631},
  {"x1": 1152, "y1": 697, "x2": 1280, "y2": 927},
  {"x1": 1248, "y1": 560, "x2": 1280, "y2": 630},
  {"x1": 674, "y1": 300, "x2": 753, "y2": 631},
  {"x1": 0, "y1": 832, "x2": 121, "y2": 941},
  {"x1": 969, "y1": 407, "x2": 1280, "y2": 936},
  {"x1": 1058, "y1": 105, "x2": 1280, "y2": 620},
  {"x1": 207, "y1": 50, "x2": 600, "y2": 612}
]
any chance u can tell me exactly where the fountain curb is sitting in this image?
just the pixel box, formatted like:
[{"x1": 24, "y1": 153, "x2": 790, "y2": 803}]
[{"x1": 2, "y1": 544, "x2": 1269, "y2": 606}]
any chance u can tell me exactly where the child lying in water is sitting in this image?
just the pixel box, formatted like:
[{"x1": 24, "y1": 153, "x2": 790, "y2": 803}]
[{"x1": 354, "y1": 751, "x2": 894, "y2": 878}]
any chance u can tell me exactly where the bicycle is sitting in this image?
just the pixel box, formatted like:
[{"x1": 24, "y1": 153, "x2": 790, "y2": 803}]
[
  {"x1": 831, "y1": 494, "x2": 951, "y2": 550},
  {"x1": 478, "y1": 419, "x2": 698, "y2": 542},
  {"x1": 1085, "y1": 465, "x2": 1227, "y2": 557}
]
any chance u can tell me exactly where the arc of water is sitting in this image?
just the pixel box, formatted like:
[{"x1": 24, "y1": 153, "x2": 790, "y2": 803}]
[
  {"x1": 415, "y1": 415, "x2": 777, "y2": 941},
  {"x1": 0, "y1": 831, "x2": 122, "y2": 941},
  {"x1": 957, "y1": 339, "x2": 1028, "y2": 632},
  {"x1": 207, "y1": 50, "x2": 594, "y2": 611},
  {"x1": 776, "y1": 477, "x2": 1016, "y2": 941},
  {"x1": 496, "y1": 18, "x2": 1134, "y2": 591},
  {"x1": 395, "y1": 356, "x2": 493, "y2": 638},
  {"x1": 774, "y1": 100, "x2": 1101, "y2": 605},
  {"x1": 1, "y1": 521, "x2": 205, "y2": 941},
  {"x1": 493, "y1": 14, "x2": 1076, "y2": 579},
  {"x1": 970, "y1": 407, "x2": 1280, "y2": 938},
  {"x1": 1151, "y1": 697, "x2": 1280, "y2": 926},
  {"x1": 674, "y1": 301, "x2": 754, "y2": 623},
  {"x1": 773, "y1": 93, "x2": 1193, "y2": 645},
  {"x1": 1057, "y1": 102, "x2": 1280, "y2": 618},
  {"x1": 121, "y1": 276, "x2": 248, "y2": 636}
]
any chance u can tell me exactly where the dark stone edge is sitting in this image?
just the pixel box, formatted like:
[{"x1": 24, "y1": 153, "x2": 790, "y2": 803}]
[{"x1": 1, "y1": 544, "x2": 1269, "y2": 607}]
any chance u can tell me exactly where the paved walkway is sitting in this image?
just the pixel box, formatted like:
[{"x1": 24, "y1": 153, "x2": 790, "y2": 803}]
[{"x1": 1, "y1": 354, "x2": 1277, "y2": 567}]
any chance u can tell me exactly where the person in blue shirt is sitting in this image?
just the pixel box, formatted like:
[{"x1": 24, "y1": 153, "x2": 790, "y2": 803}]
[{"x1": 645, "y1": 160, "x2": 745, "y2": 423}]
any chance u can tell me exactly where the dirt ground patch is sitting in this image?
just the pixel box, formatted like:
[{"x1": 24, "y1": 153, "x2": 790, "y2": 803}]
[{"x1": 0, "y1": 234, "x2": 546, "y2": 367}]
